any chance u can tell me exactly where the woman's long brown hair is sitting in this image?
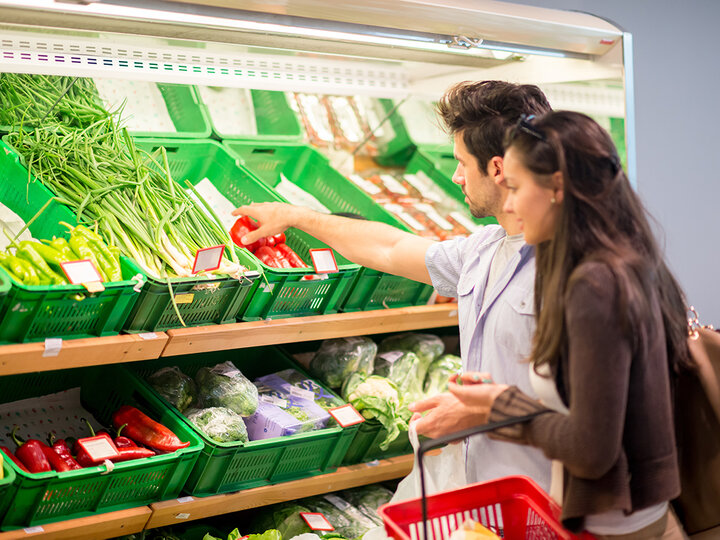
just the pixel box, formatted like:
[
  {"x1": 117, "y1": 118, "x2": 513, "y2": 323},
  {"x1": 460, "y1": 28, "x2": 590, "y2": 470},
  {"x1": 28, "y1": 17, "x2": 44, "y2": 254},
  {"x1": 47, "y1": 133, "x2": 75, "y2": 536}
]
[{"x1": 505, "y1": 111, "x2": 690, "y2": 375}]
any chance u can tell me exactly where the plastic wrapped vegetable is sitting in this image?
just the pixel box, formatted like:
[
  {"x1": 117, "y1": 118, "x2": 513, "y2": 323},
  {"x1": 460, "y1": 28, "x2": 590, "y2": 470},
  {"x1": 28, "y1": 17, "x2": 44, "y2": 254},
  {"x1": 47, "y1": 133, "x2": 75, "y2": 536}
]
[
  {"x1": 373, "y1": 351, "x2": 424, "y2": 403},
  {"x1": 424, "y1": 354, "x2": 463, "y2": 397},
  {"x1": 377, "y1": 333, "x2": 445, "y2": 382},
  {"x1": 148, "y1": 366, "x2": 197, "y2": 412},
  {"x1": 244, "y1": 377, "x2": 331, "y2": 440},
  {"x1": 340, "y1": 484, "x2": 394, "y2": 525},
  {"x1": 261, "y1": 369, "x2": 345, "y2": 411},
  {"x1": 186, "y1": 406, "x2": 249, "y2": 443},
  {"x1": 304, "y1": 495, "x2": 377, "y2": 539},
  {"x1": 341, "y1": 374, "x2": 408, "y2": 450},
  {"x1": 195, "y1": 361, "x2": 259, "y2": 416},
  {"x1": 310, "y1": 337, "x2": 377, "y2": 389},
  {"x1": 251, "y1": 502, "x2": 313, "y2": 538}
]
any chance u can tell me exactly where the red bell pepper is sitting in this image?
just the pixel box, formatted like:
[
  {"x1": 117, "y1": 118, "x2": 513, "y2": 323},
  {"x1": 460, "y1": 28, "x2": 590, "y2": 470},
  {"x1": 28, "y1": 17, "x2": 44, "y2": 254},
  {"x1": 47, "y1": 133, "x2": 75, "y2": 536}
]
[
  {"x1": 230, "y1": 217, "x2": 266, "y2": 253},
  {"x1": 275, "y1": 243, "x2": 307, "y2": 268},
  {"x1": 0, "y1": 446, "x2": 29, "y2": 473},
  {"x1": 10, "y1": 426, "x2": 51, "y2": 473},
  {"x1": 112, "y1": 406, "x2": 190, "y2": 452},
  {"x1": 254, "y1": 245, "x2": 284, "y2": 268},
  {"x1": 47, "y1": 434, "x2": 82, "y2": 472},
  {"x1": 265, "y1": 232, "x2": 286, "y2": 248}
]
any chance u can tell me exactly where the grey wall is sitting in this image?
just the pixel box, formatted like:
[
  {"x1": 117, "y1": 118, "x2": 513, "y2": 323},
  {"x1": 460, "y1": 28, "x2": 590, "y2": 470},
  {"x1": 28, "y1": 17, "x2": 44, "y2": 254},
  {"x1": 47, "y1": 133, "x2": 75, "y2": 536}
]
[{"x1": 503, "y1": 0, "x2": 720, "y2": 323}]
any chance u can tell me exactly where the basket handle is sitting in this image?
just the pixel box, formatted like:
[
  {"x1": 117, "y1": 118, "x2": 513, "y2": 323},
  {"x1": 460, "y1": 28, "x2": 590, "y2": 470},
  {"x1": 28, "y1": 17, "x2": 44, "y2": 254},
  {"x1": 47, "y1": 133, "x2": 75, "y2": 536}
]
[{"x1": 417, "y1": 411, "x2": 549, "y2": 539}]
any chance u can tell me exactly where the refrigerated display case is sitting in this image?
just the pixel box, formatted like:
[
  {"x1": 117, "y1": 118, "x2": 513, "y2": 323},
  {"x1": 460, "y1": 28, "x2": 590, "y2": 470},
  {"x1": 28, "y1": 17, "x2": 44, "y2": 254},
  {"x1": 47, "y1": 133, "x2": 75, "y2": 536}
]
[{"x1": 0, "y1": 0, "x2": 632, "y2": 537}]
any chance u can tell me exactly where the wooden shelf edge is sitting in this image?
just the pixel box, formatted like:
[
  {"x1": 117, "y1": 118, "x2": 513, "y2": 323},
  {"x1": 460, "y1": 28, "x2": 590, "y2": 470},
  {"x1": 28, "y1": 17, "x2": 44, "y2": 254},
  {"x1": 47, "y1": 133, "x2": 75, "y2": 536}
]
[
  {"x1": 0, "y1": 506, "x2": 152, "y2": 540},
  {"x1": 146, "y1": 453, "x2": 416, "y2": 529},
  {"x1": 162, "y1": 303, "x2": 459, "y2": 356},
  {"x1": 0, "y1": 333, "x2": 169, "y2": 376}
]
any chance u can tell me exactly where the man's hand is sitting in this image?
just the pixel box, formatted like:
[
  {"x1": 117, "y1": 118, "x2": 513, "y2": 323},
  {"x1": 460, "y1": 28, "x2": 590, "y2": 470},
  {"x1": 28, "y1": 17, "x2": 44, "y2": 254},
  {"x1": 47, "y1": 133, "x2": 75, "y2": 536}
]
[
  {"x1": 232, "y1": 202, "x2": 310, "y2": 244},
  {"x1": 409, "y1": 392, "x2": 485, "y2": 440}
]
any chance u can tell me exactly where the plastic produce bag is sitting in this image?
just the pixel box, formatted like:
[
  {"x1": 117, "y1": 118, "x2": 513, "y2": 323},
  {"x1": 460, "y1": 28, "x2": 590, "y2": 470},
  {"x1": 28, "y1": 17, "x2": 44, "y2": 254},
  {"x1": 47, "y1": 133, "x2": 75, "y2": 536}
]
[
  {"x1": 251, "y1": 503, "x2": 313, "y2": 538},
  {"x1": 244, "y1": 375, "x2": 331, "y2": 440},
  {"x1": 195, "y1": 361, "x2": 259, "y2": 416},
  {"x1": 373, "y1": 351, "x2": 424, "y2": 403},
  {"x1": 147, "y1": 366, "x2": 197, "y2": 413},
  {"x1": 423, "y1": 354, "x2": 462, "y2": 397},
  {"x1": 339, "y1": 484, "x2": 394, "y2": 525},
  {"x1": 186, "y1": 406, "x2": 249, "y2": 443},
  {"x1": 304, "y1": 495, "x2": 377, "y2": 539},
  {"x1": 310, "y1": 337, "x2": 377, "y2": 389},
  {"x1": 378, "y1": 333, "x2": 445, "y2": 382}
]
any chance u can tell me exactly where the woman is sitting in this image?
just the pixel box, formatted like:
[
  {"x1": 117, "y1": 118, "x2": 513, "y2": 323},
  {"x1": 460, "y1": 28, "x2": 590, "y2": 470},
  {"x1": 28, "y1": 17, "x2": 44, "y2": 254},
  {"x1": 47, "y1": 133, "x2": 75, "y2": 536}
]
[{"x1": 447, "y1": 111, "x2": 689, "y2": 538}]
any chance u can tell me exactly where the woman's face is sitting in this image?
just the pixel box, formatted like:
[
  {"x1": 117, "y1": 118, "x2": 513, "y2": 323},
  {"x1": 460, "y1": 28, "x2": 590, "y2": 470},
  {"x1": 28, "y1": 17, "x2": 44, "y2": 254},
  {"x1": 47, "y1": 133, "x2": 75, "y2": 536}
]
[{"x1": 502, "y1": 146, "x2": 561, "y2": 245}]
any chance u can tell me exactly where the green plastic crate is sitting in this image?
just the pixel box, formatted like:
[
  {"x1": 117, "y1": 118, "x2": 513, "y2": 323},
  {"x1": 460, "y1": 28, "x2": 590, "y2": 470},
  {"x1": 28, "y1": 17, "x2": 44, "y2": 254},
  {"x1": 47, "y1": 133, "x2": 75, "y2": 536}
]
[
  {"x1": 0, "y1": 457, "x2": 17, "y2": 525},
  {"x1": 128, "y1": 347, "x2": 359, "y2": 496},
  {"x1": 200, "y1": 89, "x2": 304, "y2": 142},
  {"x1": 0, "y1": 365, "x2": 203, "y2": 530},
  {"x1": 131, "y1": 83, "x2": 212, "y2": 139},
  {"x1": 405, "y1": 145, "x2": 496, "y2": 228},
  {"x1": 0, "y1": 142, "x2": 144, "y2": 343},
  {"x1": 223, "y1": 141, "x2": 434, "y2": 312},
  {"x1": 341, "y1": 420, "x2": 411, "y2": 465},
  {"x1": 133, "y1": 138, "x2": 358, "y2": 321}
]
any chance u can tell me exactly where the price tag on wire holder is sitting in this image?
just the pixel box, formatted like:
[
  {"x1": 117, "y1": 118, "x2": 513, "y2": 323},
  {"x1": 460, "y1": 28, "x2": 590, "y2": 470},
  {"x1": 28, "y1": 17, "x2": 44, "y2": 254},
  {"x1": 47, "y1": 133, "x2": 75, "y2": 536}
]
[
  {"x1": 299, "y1": 512, "x2": 334, "y2": 531},
  {"x1": 60, "y1": 259, "x2": 105, "y2": 292},
  {"x1": 309, "y1": 248, "x2": 338, "y2": 274},
  {"x1": 328, "y1": 404, "x2": 365, "y2": 427},
  {"x1": 76, "y1": 435, "x2": 120, "y2": 462},
  {"x1": 192, "y1": 245, "x2": 225, "y2": 274}
]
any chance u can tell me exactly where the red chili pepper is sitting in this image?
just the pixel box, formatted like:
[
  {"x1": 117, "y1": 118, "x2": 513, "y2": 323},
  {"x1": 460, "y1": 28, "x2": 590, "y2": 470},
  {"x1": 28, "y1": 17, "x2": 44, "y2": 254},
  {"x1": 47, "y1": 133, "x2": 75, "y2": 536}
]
[
  {"x1": 112, "y1": 406, "x2": 190, "y2": 452},
  {"x1": 111, "y1": 446, "x2": 156, "y2": 462},
  {"x1": 230, "y1": 219, "x2": 267, "y2": 253},
  {"x1": 275, "y1": 243, "x2": 308, "y2": 268},
  {"x1": 10, "y1": 426, "x2": 51, "y2": 473},
  {"x1": 47, "y1": 434, "x2": 82, "y2": 471},
  {"x1": 73, "y1": 419, "x2": 119, "y2": 467},
  {"x1": 0, "y1": 446, "x2": 29, "y2": 473}
]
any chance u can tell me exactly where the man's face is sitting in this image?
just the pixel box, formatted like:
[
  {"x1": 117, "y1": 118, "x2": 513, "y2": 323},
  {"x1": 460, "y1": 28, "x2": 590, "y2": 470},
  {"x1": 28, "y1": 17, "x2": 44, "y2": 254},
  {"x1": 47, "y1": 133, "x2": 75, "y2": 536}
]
[{"x1": 452, "y1": 132, "x2": 502, "y2": 219}]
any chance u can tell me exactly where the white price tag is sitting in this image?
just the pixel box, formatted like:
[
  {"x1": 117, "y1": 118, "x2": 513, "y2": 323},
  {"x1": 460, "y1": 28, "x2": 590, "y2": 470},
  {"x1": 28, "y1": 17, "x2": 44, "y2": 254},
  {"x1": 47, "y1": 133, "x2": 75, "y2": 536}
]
[
  {"x1": 177, "y1": 496, "x2": 194, "y2": 503},
  {"x1": 379, "y1": 174, "x2": 409, "y2": 195},
  {"x1": 192, "y1": 245, "x2": 225, "y2": 274},
  {"x1": 348, "y1": 174, "x2": 382, "y2": 195},
  {"x1": 23, "y1": 526, "x2": 44, "y2": 534},
  {"x1": 384, "y1": 204, "x2": 427, "y2": 232},
  {"x1": 60, "y1": 259, "x2": 105, "y2": 291},
  {"x1": 324, "y1": 494, "x2": 352, "y2": 511},
  {"x1": 378, "y1": 351, "x2": 404, "y2": 364},
  {"x1": 299, "y1": 512, "x2": 335, "y2": 531},
  {"x1": 289, "y1": 386, "x2": 315, "y2": 401},
  {"x1": 450, "y1": 211, "x2": 480, "y2": 232},
  {"x1": 328, "y1": 404, "x2": 365, "y2": 427},
  {"x1": 309, "y1": 249, "x2": 338, "y2": 274},
  {"x1": 43, "y1": 337, "x2": 62, "y2": 358},
  {"x1": 175, "y1": 513, "x2": 191, "y2": 520},
  {"x1": 138, "y1": 332, "x2": 158, "y2": 340},
  {"x1": 416, "y1": 203, "x2": 454, "y2": 231},
  {"x1": 77, "y1": 436, "x2": 120, "y2": 461},
  {"x1": 260, "y1": 395, "x2": 288, "y2": 408},
  {"x1": 210, "y1": 361, "x2": 241, "y2": 378}
]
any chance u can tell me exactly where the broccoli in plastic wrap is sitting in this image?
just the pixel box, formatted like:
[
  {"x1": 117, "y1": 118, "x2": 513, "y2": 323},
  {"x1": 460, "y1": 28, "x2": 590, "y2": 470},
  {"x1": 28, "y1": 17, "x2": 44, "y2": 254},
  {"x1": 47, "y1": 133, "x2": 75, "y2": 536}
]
[
  {"x1": 195, "y1": 361, "x2": 259, "y2": 417},
  {"x1": 424, "y1": 354, "x2": 462, "y2": 397},
  {"x1": 147, "y1": 366, "x2": 197, "y2": 412},
  {"x1": 377, "y1": 333, "x2": 444, "y2": 383},
  {"x1": 309, "y1": 337, "x2": 376, "y2": 389},
  {"x1": 186, "y1": 406, "x2": 249, "y2": 444}
]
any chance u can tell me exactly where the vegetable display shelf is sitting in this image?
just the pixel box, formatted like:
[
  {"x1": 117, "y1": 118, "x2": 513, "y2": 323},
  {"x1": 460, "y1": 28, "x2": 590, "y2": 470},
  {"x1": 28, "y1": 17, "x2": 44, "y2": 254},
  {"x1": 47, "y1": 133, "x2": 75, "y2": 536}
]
[
  {"x1": 0, "y1": 142, "x2": 144, "y2": 343},
  {"x1": 129, "y1": 346, "x2": 359, "y2": 496},
  {"x1": 341, "y1": 420, "x2": 412, "y2": 465},
  {"x1": 133, "y1": 138, "x2": 359, "y2": 321},
  {"x1": 222, "y1": 141, "x2": 434, "y2": 312},
  {"x1": 0, "y1": 365, "x2": 203, "y2": 530}
]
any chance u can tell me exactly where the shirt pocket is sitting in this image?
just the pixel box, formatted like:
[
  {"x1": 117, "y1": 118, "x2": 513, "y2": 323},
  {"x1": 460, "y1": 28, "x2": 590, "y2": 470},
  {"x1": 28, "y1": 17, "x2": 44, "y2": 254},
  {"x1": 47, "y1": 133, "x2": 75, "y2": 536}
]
[{"x1": 495, "y1": 286, "x2": 535, "y2": 360}]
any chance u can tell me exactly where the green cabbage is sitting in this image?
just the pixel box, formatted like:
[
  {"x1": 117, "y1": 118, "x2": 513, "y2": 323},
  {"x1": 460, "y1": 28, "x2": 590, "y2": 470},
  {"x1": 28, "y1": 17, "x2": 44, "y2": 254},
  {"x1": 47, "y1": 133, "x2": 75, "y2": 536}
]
[
  {"x1": 147, "y1": 366, "x2": 197, "y2": 413},
  {"x1": 310, "y1": 337, "x2": 376, "y2": 389},
  {"x1": 423, "y1": 354, "x2": 462, "y2": 397},
  {"x1": 195, "y1": 361, "x2": 259, "y2": 417}
]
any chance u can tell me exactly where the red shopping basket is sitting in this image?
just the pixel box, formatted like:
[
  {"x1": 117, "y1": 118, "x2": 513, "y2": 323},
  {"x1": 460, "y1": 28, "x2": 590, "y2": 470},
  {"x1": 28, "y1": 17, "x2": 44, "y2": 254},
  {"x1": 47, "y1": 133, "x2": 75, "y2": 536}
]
[
  {"x1": 379, "y1": 412, "x2": 594, "y2": 539},
  {"x1": 379, "y1": 475, "x2": 593, "y2": 539}
]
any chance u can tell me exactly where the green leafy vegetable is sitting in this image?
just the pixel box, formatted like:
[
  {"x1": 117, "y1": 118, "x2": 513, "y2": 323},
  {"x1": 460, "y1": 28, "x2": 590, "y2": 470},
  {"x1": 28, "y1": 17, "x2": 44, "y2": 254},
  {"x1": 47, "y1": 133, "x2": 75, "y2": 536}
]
[
  {"x1": 378, "y1": 333, "x2": 444, "y2": 383},
  {"x1": 373, "y1": 351, "x2": 423, "y2": 403},
  {"x1": 148, "y1": 366, "x2": 197, "y2": 412},
  {"x1": 186, "y1": 406, "x2": 249, "y2": 443},
  {"x1": 424, "y1": 354, "x2": 462, "y2": 397},
  {"x1": 310, "y1": 337, "x2": 376, "y2": 389},
  {"x1": 196, "y1": 361, "x2": 259, "y2": 416}
]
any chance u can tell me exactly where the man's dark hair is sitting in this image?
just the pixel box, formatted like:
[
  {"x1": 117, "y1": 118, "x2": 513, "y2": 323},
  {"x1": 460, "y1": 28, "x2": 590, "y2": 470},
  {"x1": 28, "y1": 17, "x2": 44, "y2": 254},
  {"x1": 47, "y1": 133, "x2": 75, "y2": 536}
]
[{"x1": 436, "y1": 80, "x2": 552, "y2": 171}]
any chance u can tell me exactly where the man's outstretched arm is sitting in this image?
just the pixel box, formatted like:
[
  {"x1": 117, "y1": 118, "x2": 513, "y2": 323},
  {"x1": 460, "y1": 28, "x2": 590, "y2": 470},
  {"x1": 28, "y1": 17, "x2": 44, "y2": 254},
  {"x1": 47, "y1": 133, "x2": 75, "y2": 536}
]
[{"x1": 233, "y1": 202, "x2": 434, "y2": 284}]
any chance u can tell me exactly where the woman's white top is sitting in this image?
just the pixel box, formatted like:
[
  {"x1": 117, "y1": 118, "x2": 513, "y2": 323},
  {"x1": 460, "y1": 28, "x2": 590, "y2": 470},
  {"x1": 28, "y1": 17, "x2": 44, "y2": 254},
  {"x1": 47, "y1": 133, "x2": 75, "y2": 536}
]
[{"x1": 528, "y1": 363, "x2": 667, "y2": 535}]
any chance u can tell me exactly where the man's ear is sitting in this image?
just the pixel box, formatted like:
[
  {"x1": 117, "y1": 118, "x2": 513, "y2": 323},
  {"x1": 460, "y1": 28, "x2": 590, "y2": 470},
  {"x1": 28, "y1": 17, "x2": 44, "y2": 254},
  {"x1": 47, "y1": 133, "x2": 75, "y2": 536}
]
[
  {"x1": 551, "y1": 171, "x2": 564, "y2": 203},
  {"x1": 487, "y1": 156, "x2": 504, "y2": 185}
]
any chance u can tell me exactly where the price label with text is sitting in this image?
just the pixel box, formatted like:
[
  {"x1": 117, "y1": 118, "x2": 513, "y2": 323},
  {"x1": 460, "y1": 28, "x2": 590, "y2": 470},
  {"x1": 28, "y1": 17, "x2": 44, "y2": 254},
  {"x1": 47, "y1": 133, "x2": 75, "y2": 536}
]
[
  {"x1": 328, "y1": 404, "x2": 365, "y2": 427},
  {"x1": 77, "y1": 436, "x2": 120, "y2": 462},
  {"x1": 60, "y1": 259, "x2": 105, "y2": 291},
  {"x1": 299, "y1": 512, "x2": 334, "y2": 531},
  {"x1": 192, "y1": 245, "x2": 225, "y2": 274},
  {"x1": 309, "y1": 249, "x2": 338, "y2": 274}
]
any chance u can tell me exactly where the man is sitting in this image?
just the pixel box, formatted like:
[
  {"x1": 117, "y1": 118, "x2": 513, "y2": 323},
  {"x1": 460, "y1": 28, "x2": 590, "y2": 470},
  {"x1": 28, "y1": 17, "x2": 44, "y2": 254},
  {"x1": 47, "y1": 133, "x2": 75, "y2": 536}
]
[{"x1": 234, "y1": 81, "x2": 552, "y2": 490}]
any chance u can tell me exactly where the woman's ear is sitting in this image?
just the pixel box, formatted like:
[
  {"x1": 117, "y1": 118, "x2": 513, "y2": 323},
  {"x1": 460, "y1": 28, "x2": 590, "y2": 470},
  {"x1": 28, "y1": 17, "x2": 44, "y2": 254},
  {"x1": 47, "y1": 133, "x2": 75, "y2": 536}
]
[{"x1": 551, "y1": 171, "x2": 564, "y2": 204}]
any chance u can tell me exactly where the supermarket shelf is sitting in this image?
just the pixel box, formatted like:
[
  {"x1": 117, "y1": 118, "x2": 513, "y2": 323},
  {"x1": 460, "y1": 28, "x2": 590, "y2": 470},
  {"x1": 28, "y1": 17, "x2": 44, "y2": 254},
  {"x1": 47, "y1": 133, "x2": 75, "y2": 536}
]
[
  {"x1": 0, "y1": 333, "x2": 168, "y2": 376},
  {"x1": 162, "y1": 303, "x2": 460, "y2": 357},
  {"x1": 147, "y1": 453, "x2": 417, "y2": 529},
  {"x1": 0, "y1": 506, "x2": 151, "y2": 540}
]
